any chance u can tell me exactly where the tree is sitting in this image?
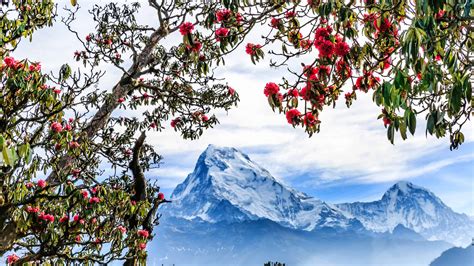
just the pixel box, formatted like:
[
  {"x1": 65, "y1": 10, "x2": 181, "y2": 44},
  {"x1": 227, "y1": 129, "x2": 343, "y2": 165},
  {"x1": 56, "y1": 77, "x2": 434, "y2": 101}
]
[
  {"x1": 254, "y1": 0, "x2": 472, "y2": 150},
  {"x1": 0, "y1": 0, "x2": 471, "y2": 265}
]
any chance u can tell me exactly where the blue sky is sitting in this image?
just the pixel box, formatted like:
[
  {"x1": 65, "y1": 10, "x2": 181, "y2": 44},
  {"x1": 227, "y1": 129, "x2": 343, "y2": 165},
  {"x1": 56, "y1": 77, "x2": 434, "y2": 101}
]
[{"x1": 15, "y1": 0, "x2": 474, "y2": 216}]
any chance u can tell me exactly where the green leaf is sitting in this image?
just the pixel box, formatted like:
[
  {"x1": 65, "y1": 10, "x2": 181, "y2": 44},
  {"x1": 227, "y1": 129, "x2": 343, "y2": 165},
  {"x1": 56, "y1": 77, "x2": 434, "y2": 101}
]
[
  {"x1": 426, "y1": 113, "x2": 435, "y2": 135},
  {"x1": 449, "y1": 83, "x2": 462, "y2": 114},
  {"x1": 387, "y1": 124, "x2": 395, "y2": 144},
  {"x1": 400, "y1": 121, "x2": 408, "y2": 140},
  {"x1": 382, "y1": 82, "x2": 392, "y2": 106},
  {"x1": 408, "y1": 111, "x2": 416, "y2": 135}
]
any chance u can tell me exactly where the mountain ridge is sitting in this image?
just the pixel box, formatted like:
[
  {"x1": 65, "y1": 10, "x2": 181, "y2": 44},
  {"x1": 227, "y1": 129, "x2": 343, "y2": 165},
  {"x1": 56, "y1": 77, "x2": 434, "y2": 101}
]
[{"x1": 164, "y1": 144, "x2": 473, "y2": 246}]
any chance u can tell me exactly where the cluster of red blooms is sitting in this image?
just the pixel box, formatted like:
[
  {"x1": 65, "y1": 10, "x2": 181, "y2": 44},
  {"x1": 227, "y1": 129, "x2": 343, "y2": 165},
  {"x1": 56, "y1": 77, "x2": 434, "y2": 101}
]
[
  {"x1": 1, "y1": 57, "x2": 42, "y2": 76},
  {"x1": 286, "y1": 109, "x2": 301, "y2": 124},
  {"x1": 355, "y1": 71, "x2": 381, "y2": 92},
  {"x1": 313, "y1": 26, "x2": 351, "y2": 58},
  {"x1": 270, "y1": 17, "x2": 281, "y2": 28},
  {"x1": 38, "y1": 212, "x2": 55, "y2": 223},
  {"x1": 264, "y1": 82, "x2": 280, "y2": 97},
  {"x1": 137, "y1": 229, "x2": 149, "y2": 238},
  {"x1": 215, "y1": 27, "x2": 230, "y2": 41},
  {"x1": 179, "y1": 22, "x2": 194, "y2": 36},
  {"x1": 186, "y1": 40, "x2": 202, "y2": 53},
  {"x1": 245, "y1": 43, "x2": 262, "y2": 56},
  {"x1": 7, "y1": 254, "x2": 19, "y2": 264}
]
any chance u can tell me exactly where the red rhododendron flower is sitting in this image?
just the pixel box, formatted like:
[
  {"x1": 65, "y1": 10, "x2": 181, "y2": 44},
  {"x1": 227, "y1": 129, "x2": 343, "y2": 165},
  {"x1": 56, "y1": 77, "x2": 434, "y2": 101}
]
[
  {"x1": 215, "y1": 27, "x2": 230, "y2": 40},
  {"x1": 73, "y1": 214, "x2": 80, "y2": 222},
  {"x1": 345, "y1": 92, "x2": 352, "y2": 100},
  {"x1": 435, "y1": 55, "x2": 442, "y2": 61},
  {"x1": 363, "y1": 13, "x2": 377, "y2": 23},
  {"x1": 335, "y1": 42, "x2": 350, "y2": 57},
  {"x1": 314, "y1": 26, "x2": 332, "y2": 44},
  {"x1": 170, "y1": 118, "x2": 180, "y2": 128},
  {"x1": 299, "y1": 39, "x2": 312, "y2": 50},
  {"x1": 300, "y1": 86, "x2": 311, "y2": 101},
  {"x1": 270, "y1": 17, "x2": 280, "y2": 28},
  {"x1": 417, "y1": 73, "x2": 422, "y2": 80},
  {"x1": 191, "y1": 41, "x2": 202, "y2": 52},
  {"x1": 201, "y1": 115, "x2": 209, "y2": 122},
  {"x1": 137, "y1": 229, "x2": 149, "y2": 238},
  {"x1": 245, "y1": 43, "x2": 262, "y2": 55},
  {"x1": 7, "y1": 254, "x2": 19, "y2": 264},
  {"x1": 26, "y1": 206, "x2": 39, "y2": 213},
  {"x1": 51, "y1": 122, "x2": 63, "y2": 133},
  {"x1": 383, "y1": 117, "x2": 392, "y2": 126},
  {"x1": 316, "y1": 40, "x2": 335, "y2": 58},
  {"x1": 303, "y1": 113, "x2": 318, "y2": 126},
  {"x1": 81, "y1": 190, "x2": 88, "y2": 198},
  {"x1": 374, "y1": 17, "x2": 392, "y2": 33},
  {"x1": 26, "y1": 182, "x2": 34, "y2": 189},
  {"x1": 39, "y1": 213, "x2": 55, "y2": 222},
  {"x1": 64, "y1": 123, "x2": 72, "y2": 131},
  {"x1": 235, "y1": 12, "x2": 243, "y2": 23},
  {"x1": 37, "y1": 179, "x2": 46, "y2": 188},
  {"x1": 118, "y1": 225, "x2": 127, "y2": 234},
  {"x1": 336, "y1": 60, "x2": 351, "y2": 78},
  {"x1": 264, "y1": 82, "x2": 280, "y2": 97},
  {"x1": 117, "y1": 97, "x2": 125, "y2": 103},
  {"x1": 216, "y1": 9, "x2": 232, "y2": 22},
  {"x1": 316, "y1": 65, "x2": 331, "y2": 78},
  {"x1": 383, "y1": 57, "x2": 392, "y2": 70},
  {"x1": 29, "y1": 63, "x2": 41, "y2": 72},
  {"x1": 59, "y1": 216, "x2": 69, "y2": 223},
  {"x1": 4, "y1": 56, "x2": 16, "y2": 68},
  {"x1": 179, "y1": 22, "x2": 194, "y2": 36},
  {"x1": 85, "y1": 34, "x2": 92, "y2": 42},
  {"x1": 435, "y1": 10, "x2": 445, "y2": 20},
  {"x1": 75, "y1": 235, "x2": 81, "y2": 242},
  {"x1": 288, "y1": 88, "x2": 299, "y2": 97},
  {"x1": 228, "y1": 87, "x2": 235, "y2": 95},
  {"x1": 158, "y1": 192, "x2": 165, "y2": 201},
  {"x1": 139, "y1": 243, "x2": 147, "y2": 250},
  {"x1": 286, "y1": 109, "x2": 301, "y2": 124},
  {"x1": 150, "y1": 122, "x2": 156, "y2": 129},
  {"x1": 285, "y1": 11, "x2": 296, "y2": 18},
  {"x1": 89, "y1": 197, "x2": 100, "y2": 204}
]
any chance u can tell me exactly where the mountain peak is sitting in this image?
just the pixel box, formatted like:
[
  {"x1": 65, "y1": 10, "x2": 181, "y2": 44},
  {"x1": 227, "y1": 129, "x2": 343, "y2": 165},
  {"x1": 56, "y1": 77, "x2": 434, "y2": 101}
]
[
  {"x1": 382, "y1": 180, "x2": 440, "y2": 202},
  {"x1": 165, "y1": 145, "x2": 358, "y2": 231},
  {"x1": 385, "y1": 181, "x2": 418, "y2": 194}
]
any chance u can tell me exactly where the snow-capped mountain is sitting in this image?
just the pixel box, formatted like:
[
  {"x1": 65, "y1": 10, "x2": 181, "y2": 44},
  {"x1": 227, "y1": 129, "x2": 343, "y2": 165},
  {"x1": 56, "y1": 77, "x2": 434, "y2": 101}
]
[
  {"x1": 336, "y1": 181, "x2": 473, "y2": 246},
  {"x1": 165, "y1": 144, "x2": 362, "y2": 231},
  {"x1": 163, "y1": 145, "x2": 472, "y2": 246}
]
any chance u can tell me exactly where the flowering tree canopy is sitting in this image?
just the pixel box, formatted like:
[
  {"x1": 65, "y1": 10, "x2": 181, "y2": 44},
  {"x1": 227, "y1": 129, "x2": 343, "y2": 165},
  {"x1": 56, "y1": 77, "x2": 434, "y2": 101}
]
[
  {"x1": 0, "y1": 0, "x2": 472, "y2": 265},
  {"x1": 254, "y1": 0, "x2": 472, "y2": 150}
]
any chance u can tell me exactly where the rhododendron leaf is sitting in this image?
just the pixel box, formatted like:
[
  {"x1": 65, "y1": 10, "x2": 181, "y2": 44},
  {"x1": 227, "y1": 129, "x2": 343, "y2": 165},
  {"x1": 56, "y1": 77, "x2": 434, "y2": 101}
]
[
  {"x1": 400, "y1": 121, "x2": 408, "y2": 140},
  {"x1": 408, "y1": 111, "x2": 416, "y2": 136},
  {"x1": 426, "y1": 113, "x2": 435, "y2": 135},
  {"x1": 449, "y1": 83, "x2": 462, "y2": 114},
  {"x1": 387, "y1": 124, "x2": 395, "y2": 144}
]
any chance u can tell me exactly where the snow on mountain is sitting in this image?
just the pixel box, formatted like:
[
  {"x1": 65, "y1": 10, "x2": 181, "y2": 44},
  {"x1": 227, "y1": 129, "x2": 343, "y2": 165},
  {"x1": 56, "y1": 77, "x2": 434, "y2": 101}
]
[
  {"x1": 164, "y1": 144, "x2": 360, "y2": 231},
  {"x1": 162, "y1": 145, "x2": 472, "y2": 246},
  {"x1": 336, "y1": 181, "x2": 473, "y2": 246}
]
